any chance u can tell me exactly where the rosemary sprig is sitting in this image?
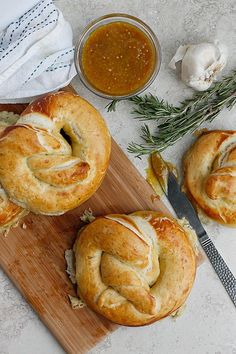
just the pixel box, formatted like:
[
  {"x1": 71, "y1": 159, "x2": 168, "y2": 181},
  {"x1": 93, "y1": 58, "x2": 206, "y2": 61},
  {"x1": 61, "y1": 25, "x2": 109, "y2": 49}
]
[
  {"x1": 129, "y1": 94, "x2": 180, "y2": 120},
  {"x1": 107, "y1": 69, "x2": 236, "y2": 157},
  {"x1": 106, "y1": 99, "x2": 120, "y2": 112}
]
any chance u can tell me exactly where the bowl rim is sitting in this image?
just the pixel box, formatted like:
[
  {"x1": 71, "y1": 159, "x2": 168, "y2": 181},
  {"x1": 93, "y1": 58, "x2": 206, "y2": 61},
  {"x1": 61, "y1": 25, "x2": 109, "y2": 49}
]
[{"x1": 74, "y1": 13, "x2": 162, "y2": 100}]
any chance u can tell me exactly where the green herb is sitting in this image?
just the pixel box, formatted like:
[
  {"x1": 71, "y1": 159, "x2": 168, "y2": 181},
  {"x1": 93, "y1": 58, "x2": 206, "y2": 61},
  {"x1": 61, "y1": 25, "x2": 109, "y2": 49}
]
[
  {"x1": 107, "y1": 69, "x2": 236, "y2": 157},
  {"x1": 106, "y1": 99, "x2": 120, "y2": 112}
]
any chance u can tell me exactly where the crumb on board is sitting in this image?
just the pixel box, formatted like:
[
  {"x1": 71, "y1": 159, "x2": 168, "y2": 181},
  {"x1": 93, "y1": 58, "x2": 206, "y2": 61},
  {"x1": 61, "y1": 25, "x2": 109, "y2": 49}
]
[
  {"x1": 68, "y1": 294, "x2": 86, "y2": 309},
  {"x1": 3, "y1": 229, "x2": 9, "y2": 237},
  {"x1": 151, "y1": 194, "x2": 160, "y2": 202},
  {"x1": 80, "y1": 208, "x2": 95, "y2": 223},
  {"x1": 21, "y1": 223, "x2": 27, "y2": 229},
  {"x1": 65, "y1": 249, "x2": 76, "y2": 284}
]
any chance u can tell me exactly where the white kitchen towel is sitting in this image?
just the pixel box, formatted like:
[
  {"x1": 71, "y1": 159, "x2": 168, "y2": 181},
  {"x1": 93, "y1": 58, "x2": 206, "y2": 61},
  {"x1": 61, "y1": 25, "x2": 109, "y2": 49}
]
[
  {"x1": 0, "y1": 0, "x2": 39, "y2": 32},
  {"x1": 0, "y1": 0, "x2": 76, "y2": 103}
]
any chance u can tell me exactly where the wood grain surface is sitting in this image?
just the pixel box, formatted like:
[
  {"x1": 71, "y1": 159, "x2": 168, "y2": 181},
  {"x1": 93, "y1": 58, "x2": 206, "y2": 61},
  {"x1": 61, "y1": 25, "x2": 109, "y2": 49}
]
[{"x1": 0, "y1": 87, "x2": 170, "y2": 354}]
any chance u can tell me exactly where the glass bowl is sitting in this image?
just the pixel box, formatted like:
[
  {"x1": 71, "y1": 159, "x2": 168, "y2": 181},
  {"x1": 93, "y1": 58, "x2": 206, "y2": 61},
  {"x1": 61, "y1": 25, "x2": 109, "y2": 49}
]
[{"x1": 74, "y1": 13, "x2": 161, "y2": 100}]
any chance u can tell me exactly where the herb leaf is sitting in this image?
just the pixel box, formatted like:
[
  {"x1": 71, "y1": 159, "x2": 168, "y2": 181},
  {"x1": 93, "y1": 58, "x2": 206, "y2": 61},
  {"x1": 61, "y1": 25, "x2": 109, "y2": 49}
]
[{"x1": 106, "y1": 100, "x2": 120, "y2": 112}]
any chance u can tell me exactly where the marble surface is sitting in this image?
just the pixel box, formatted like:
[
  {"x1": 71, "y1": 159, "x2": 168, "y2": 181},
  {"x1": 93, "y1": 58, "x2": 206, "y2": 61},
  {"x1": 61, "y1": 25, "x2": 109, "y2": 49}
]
[{"x1": 1, "y1": 0, "x2": 236, "y2": 353}]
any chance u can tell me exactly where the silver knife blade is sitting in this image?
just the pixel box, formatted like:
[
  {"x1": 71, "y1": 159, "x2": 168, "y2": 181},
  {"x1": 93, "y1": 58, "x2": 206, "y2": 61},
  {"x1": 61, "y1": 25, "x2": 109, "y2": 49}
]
[
  {"x1": 167, "y1": 171, "x2": 206, "y2": 239},
  {"x1": 166, "y1": 171, "x2": 236, "y2": 307}
]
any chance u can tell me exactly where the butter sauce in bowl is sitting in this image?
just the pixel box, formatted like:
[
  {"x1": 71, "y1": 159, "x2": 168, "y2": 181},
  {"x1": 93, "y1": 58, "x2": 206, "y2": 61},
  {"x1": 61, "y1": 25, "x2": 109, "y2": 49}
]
[{"x1": 75, "y1": 14, "x2": 161, "y2": 99}]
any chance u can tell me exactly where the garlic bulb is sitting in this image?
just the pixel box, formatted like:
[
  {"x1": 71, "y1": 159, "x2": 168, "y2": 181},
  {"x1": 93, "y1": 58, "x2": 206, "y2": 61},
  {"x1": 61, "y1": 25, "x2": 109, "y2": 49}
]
[{"x1": 169, "y1": 42, "x2": 227, "y2": 91}]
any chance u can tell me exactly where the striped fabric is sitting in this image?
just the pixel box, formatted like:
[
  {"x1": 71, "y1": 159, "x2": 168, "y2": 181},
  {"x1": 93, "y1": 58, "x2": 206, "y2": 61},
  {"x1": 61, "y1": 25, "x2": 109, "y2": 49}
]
[{"x1": 0, "y1": 0, "x2": 76, "y2": 102}]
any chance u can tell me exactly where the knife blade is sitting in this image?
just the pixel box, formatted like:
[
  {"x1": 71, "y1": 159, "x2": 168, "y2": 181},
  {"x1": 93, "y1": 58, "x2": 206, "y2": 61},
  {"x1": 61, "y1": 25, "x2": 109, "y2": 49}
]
[{"x1": 167, "y1": 171, "x2": 236, "y2": 307}]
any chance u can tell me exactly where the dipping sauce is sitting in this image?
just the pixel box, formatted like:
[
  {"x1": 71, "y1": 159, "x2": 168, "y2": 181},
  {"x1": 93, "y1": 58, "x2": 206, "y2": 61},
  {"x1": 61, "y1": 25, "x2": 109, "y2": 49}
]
[
  {"x1": 81, "y1": 21, "x2": 157, "y2": 96},
  {"x1": 146, "y1": 152, "x2": 178, "y2": 196}
]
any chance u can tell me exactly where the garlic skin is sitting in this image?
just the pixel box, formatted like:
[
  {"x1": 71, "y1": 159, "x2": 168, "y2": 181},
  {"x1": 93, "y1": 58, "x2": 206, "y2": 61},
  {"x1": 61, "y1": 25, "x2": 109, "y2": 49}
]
[{"x1": 169, "y1": 42, "x2": 227, "y2": 91}]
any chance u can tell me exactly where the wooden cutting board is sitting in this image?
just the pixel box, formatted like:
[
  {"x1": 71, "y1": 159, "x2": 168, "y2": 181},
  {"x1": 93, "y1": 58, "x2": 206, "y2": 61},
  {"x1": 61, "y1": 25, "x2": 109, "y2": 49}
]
[{"x1": 0, "y1": 86, "x2": 170, "y2": 354}]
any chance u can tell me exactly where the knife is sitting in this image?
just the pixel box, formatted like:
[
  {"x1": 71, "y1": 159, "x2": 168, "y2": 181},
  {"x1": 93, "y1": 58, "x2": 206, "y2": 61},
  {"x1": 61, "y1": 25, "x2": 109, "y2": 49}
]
[{"x1": 166, "y1": 170, "x2": 236, "y2": 307}]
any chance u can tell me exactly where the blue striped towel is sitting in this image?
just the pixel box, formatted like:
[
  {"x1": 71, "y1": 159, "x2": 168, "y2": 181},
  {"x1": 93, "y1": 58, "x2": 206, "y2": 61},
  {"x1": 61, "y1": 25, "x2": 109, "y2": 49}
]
[{"x1": 0, "y1": 0, "x2": 76, "y2": 102}]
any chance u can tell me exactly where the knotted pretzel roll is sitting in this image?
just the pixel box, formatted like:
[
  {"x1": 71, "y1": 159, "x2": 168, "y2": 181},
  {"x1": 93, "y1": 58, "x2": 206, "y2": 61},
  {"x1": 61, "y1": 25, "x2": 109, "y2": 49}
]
[
  {"x1": 183, "y1": 130, "x2": 236, "y2": 226},
  {"x1": 0, "y1": 92, "x2": 111, "y2": 215},
  {"x1": 74, "y1": 211, "x2": 196, "y2": 326},
  {"x1": 0, "y1": 114, "x2": 27, "y2": 230}
]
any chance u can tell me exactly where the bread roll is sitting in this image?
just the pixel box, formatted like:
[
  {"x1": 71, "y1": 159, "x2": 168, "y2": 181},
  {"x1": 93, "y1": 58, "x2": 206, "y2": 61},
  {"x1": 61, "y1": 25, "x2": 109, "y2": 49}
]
[
  {"x1": 74, "y1": 211, "x2": 196, "y2": 326},
  {"x1": 0, "y1": 92, "x2": 111, "y2": 215},
  {"x1": 183, "y1": 130, "x2": 236, "y2": 226},
  {"x1": 0, "y1": 113, "x2": 27, "y2": 230}
]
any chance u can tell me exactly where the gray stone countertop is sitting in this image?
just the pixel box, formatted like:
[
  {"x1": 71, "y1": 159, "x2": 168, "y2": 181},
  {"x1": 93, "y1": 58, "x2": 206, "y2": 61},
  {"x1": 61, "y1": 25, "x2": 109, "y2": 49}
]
[{"x1": 0, "y1": 1, "x2": 236, "y2": 353}]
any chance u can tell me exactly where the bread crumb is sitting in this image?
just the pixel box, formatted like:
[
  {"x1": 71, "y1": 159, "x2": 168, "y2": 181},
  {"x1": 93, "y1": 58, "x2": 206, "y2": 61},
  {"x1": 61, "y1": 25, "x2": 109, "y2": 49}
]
[
  {"x1": 22, "y1": 223, "x2": 27, "y2": 229},
  {"x1": 80, "y1": 208, "x2": 95, "y2": 223},
  {"x1": 3, "y1": 229, "x2": 9, "y2": 237},
  {"x1": 65, "y1": 249, "x2": 76, "y2": 284},
  {"x1": 68, "y1": 295, "x2": 86, "y2": 309},
  {"x1": 151, "y1": 194, "x2": 160, "y2": 202}
]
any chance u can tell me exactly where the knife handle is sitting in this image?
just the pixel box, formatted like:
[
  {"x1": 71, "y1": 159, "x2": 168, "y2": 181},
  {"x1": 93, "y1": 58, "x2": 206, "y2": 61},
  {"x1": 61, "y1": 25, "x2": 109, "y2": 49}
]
[{"x1": 201, "y1": 237, "x2": 236, "y2": 307}]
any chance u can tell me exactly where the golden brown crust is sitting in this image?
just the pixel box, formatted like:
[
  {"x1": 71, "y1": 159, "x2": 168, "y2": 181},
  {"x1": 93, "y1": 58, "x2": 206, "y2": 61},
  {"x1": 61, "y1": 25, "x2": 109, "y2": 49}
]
[
  {"x1": 0, "y1": 188, "x2": 28, "y2": 231},
  {"x1": 183, "y1": 130, "x2": 236, "y2": 226},
  {"x1": 0, "y1": 92, "x2": 111, "y2": 214},
  {"x1": 74, "y1": 211, "x2": 196, "y2": 326},
  {"x1": 0, "y1": 122, "x2": 27, "y2": 230}
]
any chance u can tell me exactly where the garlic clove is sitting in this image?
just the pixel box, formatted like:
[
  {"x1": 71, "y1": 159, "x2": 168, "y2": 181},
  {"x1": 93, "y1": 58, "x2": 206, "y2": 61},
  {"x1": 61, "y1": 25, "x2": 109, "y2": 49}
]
[
  {"x1": 169, "y1": 45, "x2": 190, "y2": 70},
  {"x1": 169, "y1": 42, "x2": 227, "y2": 91}
]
